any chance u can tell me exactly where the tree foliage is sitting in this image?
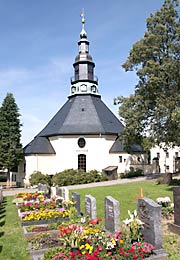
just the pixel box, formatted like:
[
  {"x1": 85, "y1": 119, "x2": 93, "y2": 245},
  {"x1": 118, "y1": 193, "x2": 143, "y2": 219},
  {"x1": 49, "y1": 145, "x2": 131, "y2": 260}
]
[
  {"x1": 0, "y1": 93, "x2": 23, "y2": 170},
  {"x1": 115, "y1": 0, "x2": 180, "y2": 149}
]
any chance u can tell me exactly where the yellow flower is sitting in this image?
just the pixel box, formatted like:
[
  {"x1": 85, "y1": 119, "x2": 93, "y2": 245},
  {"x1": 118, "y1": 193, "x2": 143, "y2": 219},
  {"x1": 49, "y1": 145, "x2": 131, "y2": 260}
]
[
  {"x1": 120, "y1": 239, "x2": 124, "y2": 244},
  {"x1": 85, "y1": 243, "x2": 90, "y2": 250}
]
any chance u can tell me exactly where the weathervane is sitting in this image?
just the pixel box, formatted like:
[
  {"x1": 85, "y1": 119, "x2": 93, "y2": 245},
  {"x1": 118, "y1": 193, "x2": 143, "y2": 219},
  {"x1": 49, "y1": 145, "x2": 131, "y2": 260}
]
[
  {"x1": 80, "y1": 8, "x2": 85, "y2": 24},
  {"x1": 80, "y1": 8, "x2": 87, "y2": 37}
]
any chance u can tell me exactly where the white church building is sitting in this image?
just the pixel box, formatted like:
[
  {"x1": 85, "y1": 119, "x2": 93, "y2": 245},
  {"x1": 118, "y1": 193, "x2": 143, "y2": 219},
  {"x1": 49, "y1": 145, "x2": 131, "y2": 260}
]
[{"x1": 15, "y1": 14, "x2": 150, "y2": 186}]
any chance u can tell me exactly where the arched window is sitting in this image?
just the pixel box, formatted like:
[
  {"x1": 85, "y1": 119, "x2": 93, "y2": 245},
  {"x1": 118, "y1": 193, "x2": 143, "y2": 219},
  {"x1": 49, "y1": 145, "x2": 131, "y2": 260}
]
[{"x1": 78, "y1": 154, "x2": 86, "y2": 172}]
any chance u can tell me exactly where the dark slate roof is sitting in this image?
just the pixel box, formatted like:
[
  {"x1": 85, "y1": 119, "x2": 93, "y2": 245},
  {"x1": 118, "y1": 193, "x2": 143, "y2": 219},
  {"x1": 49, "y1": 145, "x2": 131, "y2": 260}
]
[
  {"x1": 109, "y1": 137, "x2": 144, "y2": 153},
  {"x1": 23, "y1": 136, "x2": 56, "y2": 155},
  {"x1": 24, "y1": 94, "x2": 124, "y2": 155},
  {"x1": 38, "y1": 94, "x2": 124, "y2": 136}
]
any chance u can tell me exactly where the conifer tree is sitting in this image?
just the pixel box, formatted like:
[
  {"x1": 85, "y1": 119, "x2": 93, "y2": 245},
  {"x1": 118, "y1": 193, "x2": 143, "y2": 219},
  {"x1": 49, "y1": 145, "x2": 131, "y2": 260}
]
[
  {"x1": 0, "y1": 93, "x2": 23, "y2": 181},
  {"x1": 115, "y1": 0, "x2": 180, "y2": 150}
]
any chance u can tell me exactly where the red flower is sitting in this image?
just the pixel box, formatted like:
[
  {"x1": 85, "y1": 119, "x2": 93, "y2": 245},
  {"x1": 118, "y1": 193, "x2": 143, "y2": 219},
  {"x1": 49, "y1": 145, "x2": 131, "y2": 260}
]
[{"x1": 89, "y1": 217, "x2": 102, "y2": 225}]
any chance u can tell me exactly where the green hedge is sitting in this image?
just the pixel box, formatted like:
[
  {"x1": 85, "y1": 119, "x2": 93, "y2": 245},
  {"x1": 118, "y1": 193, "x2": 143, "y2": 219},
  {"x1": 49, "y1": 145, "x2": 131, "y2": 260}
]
[
  {"x1": 121, "y1": 168, "x2": 144, "y2": 179},
  {"x1": 29, "y1": 171, "x2": 52, "y2": 186},
  {"x1": 52, "y1": 169, "x2": 108, "y2": 186}
]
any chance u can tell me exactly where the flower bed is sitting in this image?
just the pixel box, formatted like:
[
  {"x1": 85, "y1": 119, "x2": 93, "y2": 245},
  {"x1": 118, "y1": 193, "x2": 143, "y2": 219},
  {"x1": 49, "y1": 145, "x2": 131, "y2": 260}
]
[
  {"x1": 27, "y1": 232, "x2": 63, "y2": 260},
  {"x1": 16, "y1": 194, "x2": 77, "y2": 226},
  {"x1": 22, "y1": 222, "x2": 62, "y2": 237},
  {"x1": 16, "y1": 192, "x2": 46, "y2": 202},
  {"x1": 40, "y1": 212, "x2": 155, "y2": 260},
  {"x1": 156, "y1": 196, "x2": 174, "y2": 219},
  {"x1": 27, "y1": 232, "x2": 63, "y2": 251}
]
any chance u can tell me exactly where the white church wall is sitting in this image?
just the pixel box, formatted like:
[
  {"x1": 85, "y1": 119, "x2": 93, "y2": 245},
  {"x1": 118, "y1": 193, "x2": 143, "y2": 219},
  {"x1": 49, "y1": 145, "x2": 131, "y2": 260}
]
[
  {"x1": 49, "y1": 134, "x2": 117, "y2": 172},
  {"x1": 25, "y1": 154, "x2": 56, "y2": 181},
  {"x1": 24, "y1": 135, "x2": 149, "y2": 182}
]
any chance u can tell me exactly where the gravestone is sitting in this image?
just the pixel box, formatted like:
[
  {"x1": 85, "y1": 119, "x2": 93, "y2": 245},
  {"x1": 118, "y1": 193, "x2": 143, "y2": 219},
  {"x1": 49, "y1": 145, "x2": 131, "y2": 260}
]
[
  {"x1": 56, "y1": 187, "x2": 69, "y2": 200},
  {"x1": 38, "y1": 183, "x2": 50, "y2": 197},
  {"x1": 37, "y1": 183, "x2": 43, "y2": 192},
  {"x1": 85, "y1": 195, "x2": 96, "y2": 219},
  {"x1": 105, "y1": 196, "x2": 120, "y2": 233},
  {"x1": 138, "y1": 198, "x2": 167, "y2": 258},
  {"x1": 72, "y1": 192, "x2": 81, "y2": 216},
  {"x1": 56, "y1": 186, "x2": 63, "y2": 197},
  {"x1": 168, "y1": 186, "x2": 180, "y2": 235},
  {"x1": 62, "y1": 187, "x2": 69, "y2": 201},
  {"x1": 0, "y1": 186, "x2": 3, "y2": 204}
]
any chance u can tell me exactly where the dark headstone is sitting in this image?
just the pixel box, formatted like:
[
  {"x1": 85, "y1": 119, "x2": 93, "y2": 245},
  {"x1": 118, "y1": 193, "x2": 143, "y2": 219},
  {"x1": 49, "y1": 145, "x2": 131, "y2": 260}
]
[
  {"x1": 168, "y1": 186, "x2": 180, "y2": 235},
  {"x1": 163, "y1": 172, "x2": 172, "y2": 184},
  {"x1": 72, "y1": 192, "x2": 81, "y2": 216},
  {"x1": 0, "y1": 186, "x2": 3, "y2": 204},
  {"x1": 173, "y1": 186, "x2": 180, "y2": 226},
  {"x1": 105, "y1": 196, "x2": 120, "y2": 233},
  {"x1": 138, "y1": 198, "x2": 167, "y2": 258},
  {"x1": 85, "y1": 195, "x2": 96, "y2": 219}
]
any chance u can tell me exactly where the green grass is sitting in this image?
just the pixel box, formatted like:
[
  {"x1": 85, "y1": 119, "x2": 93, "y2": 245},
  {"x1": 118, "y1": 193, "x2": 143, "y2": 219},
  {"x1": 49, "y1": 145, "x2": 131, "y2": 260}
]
[
  {"x1": 70, "y1": 180, "x2": 173, "y2": 220},
  {"x1": 0, "y1": 196, "x2": 31, "y2": 260}
]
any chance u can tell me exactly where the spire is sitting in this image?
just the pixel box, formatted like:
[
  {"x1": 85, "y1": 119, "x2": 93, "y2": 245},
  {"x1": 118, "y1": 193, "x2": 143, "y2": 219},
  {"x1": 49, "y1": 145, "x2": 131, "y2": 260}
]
[
  {"x1": 70, "y1": 10, "x2": 99, "y2": 97},
  {"x1": 80, "y1": 9, "x2": 87, "y2": 38}
]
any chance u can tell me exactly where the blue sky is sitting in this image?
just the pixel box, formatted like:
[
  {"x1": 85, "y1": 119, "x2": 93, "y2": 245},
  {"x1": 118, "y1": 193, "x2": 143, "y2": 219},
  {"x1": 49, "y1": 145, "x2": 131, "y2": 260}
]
[{"x1": 0, "y1": 0, "x2": 165, "y2": 146}]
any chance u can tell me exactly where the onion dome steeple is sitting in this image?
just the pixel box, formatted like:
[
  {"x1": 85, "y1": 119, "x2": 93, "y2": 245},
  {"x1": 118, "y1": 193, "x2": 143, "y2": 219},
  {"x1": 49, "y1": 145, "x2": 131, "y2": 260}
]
[{"x1": 70, "y1": 10, "x2": 99, "y2": 96}]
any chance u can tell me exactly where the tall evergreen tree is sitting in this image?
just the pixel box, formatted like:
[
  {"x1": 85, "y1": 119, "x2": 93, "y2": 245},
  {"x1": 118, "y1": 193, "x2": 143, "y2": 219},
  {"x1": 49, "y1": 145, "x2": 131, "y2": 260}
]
[
  {"x1": 0, "y1": 93, "x2": 23, "y2": 181},
  {"x1": 115, "y1": 0, "x2": 180, "y2": 150}
]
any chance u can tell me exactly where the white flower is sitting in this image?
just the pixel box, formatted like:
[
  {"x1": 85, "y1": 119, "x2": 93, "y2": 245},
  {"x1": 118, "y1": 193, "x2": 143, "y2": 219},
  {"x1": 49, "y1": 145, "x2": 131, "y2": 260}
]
[
  {"x1": 156, "y1": 196, "x2": 171, "y2": 204},
  {"x1": 123, "y1": 218, "x2": 132, "y2": 225},
  {"x1": 136, "y1": 218, "x2": 144, "y2": 225}
]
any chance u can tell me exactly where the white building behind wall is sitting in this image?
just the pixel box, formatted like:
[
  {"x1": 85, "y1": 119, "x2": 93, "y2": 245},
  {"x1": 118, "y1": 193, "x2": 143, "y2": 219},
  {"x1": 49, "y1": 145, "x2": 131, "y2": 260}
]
[{"x1": 151, "y1": 145, "x2": 180, "y2": 174}]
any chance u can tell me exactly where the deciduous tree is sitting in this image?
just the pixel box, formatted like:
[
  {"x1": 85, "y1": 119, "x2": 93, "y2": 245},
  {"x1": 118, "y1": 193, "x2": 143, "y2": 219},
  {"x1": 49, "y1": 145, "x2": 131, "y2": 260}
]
[{"x1": 115, "y1": 0, "x2": 180, "y2": 150}]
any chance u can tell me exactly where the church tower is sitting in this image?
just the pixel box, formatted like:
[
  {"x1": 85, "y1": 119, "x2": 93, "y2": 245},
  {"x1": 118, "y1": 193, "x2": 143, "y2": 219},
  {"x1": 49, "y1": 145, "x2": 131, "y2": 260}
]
[{"x1": 70, "y1": 11, "x2": 99, "y2": 96}]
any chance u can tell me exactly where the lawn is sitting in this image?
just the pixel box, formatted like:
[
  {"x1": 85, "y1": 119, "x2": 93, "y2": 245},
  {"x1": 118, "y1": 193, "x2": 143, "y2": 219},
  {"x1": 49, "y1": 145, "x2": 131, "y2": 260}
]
[
  {"x1": 0, "y1": 179, "x2": 180, "y2": 259},
  {"x1": 69, "y1": 180, "x2": 173, "y2": 220},
  {"x1": 0, "y1": 196, "x2": 31, "y2": 260}
]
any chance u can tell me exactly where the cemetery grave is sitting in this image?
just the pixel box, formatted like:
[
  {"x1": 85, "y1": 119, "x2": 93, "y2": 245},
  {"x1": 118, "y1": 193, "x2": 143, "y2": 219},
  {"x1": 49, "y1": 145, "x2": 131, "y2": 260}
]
[{"x1": 11, "y1": 183, "x2": 175, "y2": 259}]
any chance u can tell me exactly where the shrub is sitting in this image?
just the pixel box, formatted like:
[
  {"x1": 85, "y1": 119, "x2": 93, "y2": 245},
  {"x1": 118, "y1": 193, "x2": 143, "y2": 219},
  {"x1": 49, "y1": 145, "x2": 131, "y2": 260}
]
[
  {"x1": 52, "y1": 169, "x2": 108, "y2": 186},
  {"x1": 0, "y1": 174, "x2": 7, "y2": 182},
  {"x1": 170, "y1": 179, "x2": 180, "y2": 186},
  {"x1": 122, "y1": 168, "x2": 144, "y2": 179},
  {"x1": 29, "y1": 171, "x2": 52, "y2": 186}
]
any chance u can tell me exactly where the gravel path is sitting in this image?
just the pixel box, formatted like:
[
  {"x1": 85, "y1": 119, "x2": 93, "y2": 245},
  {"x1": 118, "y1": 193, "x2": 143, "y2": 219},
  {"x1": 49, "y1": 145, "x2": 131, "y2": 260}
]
[{"x1": 2, "y1": 176, "x2": 151, "y2": 196}]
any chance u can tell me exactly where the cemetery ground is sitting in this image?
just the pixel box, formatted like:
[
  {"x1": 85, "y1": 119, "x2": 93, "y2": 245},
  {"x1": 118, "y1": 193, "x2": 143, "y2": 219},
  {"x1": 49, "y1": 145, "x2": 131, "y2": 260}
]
[{"x1": 0, "y1": 180, "x2": 180, "y2": 259}]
